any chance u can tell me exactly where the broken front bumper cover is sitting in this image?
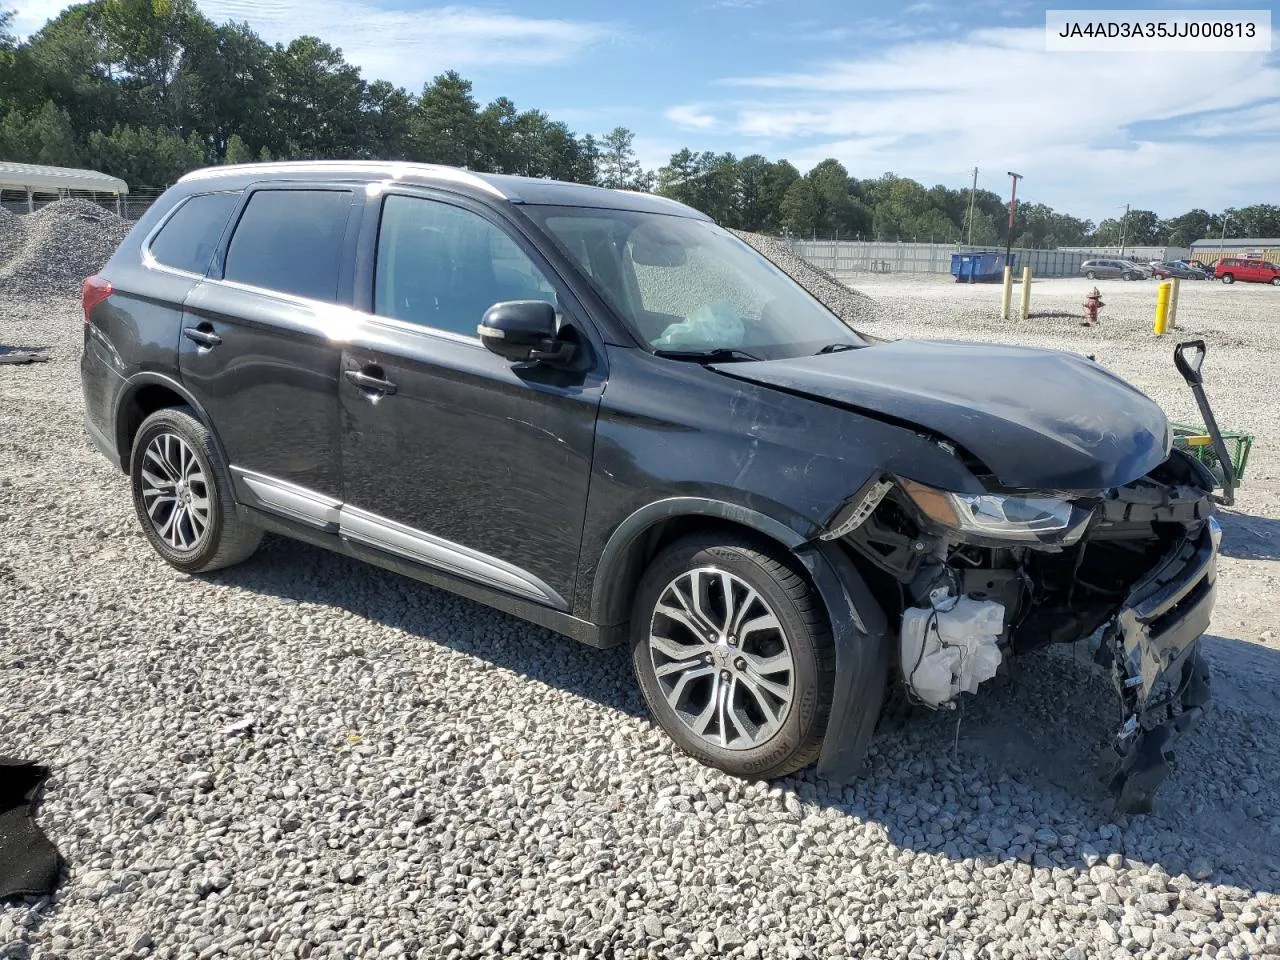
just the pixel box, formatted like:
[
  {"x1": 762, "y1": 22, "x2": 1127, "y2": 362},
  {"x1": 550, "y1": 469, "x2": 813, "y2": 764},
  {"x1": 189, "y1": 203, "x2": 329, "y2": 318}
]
[{"x1": 1099, "y1": 518, "x2": 1218, "y2": 813}]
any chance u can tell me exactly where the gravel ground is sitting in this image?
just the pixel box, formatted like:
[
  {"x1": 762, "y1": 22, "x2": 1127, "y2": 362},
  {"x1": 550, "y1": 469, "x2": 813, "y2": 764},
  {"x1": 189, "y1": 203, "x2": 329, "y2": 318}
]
[
  {"x1": 3, "y1": 267, "x2": 1280, "y2": 959},
  {"x1": 0, "y1": 201, "x2": 131, "y2": 301}
]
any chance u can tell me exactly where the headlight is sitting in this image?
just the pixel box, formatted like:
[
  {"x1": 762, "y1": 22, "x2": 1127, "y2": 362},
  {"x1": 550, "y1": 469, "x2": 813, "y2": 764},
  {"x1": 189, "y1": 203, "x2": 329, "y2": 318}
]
[{"x1": 901, "y1": 479, "x2": 1091, "y2": 544}]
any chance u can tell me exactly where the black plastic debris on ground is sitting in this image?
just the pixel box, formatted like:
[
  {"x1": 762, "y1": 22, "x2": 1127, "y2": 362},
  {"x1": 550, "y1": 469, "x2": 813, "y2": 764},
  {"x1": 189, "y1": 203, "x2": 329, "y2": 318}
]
[{"x1": 0, "y1": 760, "x2": 63, "y2": 899}]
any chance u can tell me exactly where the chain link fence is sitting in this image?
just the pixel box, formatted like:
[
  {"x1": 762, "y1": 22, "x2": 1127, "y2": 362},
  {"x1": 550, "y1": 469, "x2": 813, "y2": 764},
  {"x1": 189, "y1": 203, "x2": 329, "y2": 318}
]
[
  {"x1": 786, "y1": 239, "x2": 1191, "y2": 279},
  {"x1": 1, "y1": 187, "x2": 166, "y2": 221}
]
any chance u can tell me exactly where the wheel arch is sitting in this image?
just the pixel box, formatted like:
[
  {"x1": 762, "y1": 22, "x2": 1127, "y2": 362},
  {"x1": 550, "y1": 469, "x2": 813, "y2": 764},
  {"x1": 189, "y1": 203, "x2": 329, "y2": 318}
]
[
  {"x1": 589, "y1": 498, "x2": 809, "y2": 629},
  {"x1": 590, "y1": 498, "x2": 892, "y2": 782},
  {"x1": 114, "y1": 373, "x2": 225, "y2": 472}
]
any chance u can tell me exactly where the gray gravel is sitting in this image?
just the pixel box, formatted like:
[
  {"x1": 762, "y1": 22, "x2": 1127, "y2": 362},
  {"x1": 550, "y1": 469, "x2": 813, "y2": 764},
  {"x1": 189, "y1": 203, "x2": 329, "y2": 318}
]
[
  {"x1": 733, "y1": 231, "x2": 894, "y2": 327},
  {"x1": 0, "y1": 200, "x2": 130, "y2": 300},
  {"x1": 3, "y1": 274, "x2": 1280, "y2": 957}
]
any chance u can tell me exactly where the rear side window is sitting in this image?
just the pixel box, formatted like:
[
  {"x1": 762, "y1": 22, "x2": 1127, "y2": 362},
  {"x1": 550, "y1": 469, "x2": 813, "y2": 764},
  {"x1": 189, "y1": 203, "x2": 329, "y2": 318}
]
[
  {"x1": 223, "y1": 189, "x2": 353, "y2": 302},
  {"x1": 148, "y1": 192, "x2": 240, "y2": 275}
]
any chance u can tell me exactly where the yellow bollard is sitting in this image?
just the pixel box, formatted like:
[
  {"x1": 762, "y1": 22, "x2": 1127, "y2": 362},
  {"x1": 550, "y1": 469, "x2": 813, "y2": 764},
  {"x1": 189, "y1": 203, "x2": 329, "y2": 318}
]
[
  {"x1": 1168, "y1": 277, "x2": 1181, "y2": 330},
  {"x1": 1154, "y1": 280, "x2": 1172, "y2": 335},
  {"x1": 1001, "y1": 265, "x2": 1013, "y2": 320},
  {"x1": 1019, "y1": 266, "x2": 1032, "y2": 320}
]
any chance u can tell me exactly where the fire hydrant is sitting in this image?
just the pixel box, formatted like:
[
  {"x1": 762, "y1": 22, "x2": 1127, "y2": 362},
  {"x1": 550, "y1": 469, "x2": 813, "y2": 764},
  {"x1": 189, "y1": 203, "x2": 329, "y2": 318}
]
[{"x1": 1082, "y1": 287, "x2": 1104, "y2": 326}]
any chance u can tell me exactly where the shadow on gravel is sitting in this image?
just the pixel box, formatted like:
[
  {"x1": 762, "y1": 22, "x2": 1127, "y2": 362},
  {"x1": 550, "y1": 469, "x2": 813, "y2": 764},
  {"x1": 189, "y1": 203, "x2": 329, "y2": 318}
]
[
  {"x1": 1217, "y1": 508, "x2": 1280, "y2": 560},
  {"x1": 211, "y1": 535, "x2": 1280, "y2": 897}
]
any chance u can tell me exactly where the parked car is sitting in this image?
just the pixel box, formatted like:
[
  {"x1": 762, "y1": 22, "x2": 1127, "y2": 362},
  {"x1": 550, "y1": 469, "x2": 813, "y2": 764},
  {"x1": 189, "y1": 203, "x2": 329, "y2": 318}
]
[
  {"x1": 1214, "y1": 257, "x2": 1280, "y2": 285},
  {"x1": 81, "y1": 162, "x2": 1221, "y2": 811},
  {"x1": 1080, "y1": 259, "x2": 1144, "y2": 280},
  {"x1": 1125, "y1": 260, "x2": 1155, "y2": 279},
  {"x1": 1154, "y1": 261, "x2": 1207, "y2": 280},
  {"x1": 1173, "y1": 260, "x2": 1212, "y2": 279}
]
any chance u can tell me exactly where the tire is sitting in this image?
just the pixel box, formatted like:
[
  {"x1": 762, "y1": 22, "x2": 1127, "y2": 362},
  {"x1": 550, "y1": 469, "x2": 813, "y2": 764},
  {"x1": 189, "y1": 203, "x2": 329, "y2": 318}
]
[
  {"x1": 1222, "y1": 273, "x2": 1234, "y2": 284},
  {"x1": 1085, "y1": 271, "x2": 1096, "y2": 280},
  {"x1": 630, "y1": 533, "x2": 835, "y2": 780},
  {"x1": 129, "y1": 405, "x2": 262, "y2": 573},
  {"x1": 1271, "y1": 277, "x2": 1280, "y2": 286}
]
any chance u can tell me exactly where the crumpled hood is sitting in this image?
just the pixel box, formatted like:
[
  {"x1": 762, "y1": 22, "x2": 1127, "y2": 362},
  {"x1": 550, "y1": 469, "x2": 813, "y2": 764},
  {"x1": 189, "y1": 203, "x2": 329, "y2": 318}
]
[{"x1": 715, "y1": 340, "x2": 1170, "y2": 490}]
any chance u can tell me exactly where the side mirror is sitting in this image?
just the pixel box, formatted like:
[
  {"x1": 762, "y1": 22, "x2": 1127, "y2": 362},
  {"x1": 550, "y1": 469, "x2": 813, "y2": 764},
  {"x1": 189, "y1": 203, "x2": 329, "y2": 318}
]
[{"x1": 478, "y1": 300, "x2": 573, "y2": 365}]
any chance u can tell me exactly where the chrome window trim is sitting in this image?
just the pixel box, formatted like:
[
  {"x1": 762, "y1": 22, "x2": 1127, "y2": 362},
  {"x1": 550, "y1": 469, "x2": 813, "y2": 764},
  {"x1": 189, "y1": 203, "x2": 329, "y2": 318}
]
[{"x1": 140, "y1": 192, "x2": 240, "y2": 282}]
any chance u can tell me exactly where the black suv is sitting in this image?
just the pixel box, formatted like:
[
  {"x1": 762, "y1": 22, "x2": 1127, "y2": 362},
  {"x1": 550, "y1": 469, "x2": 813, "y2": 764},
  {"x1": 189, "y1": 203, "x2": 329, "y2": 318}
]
[{"x1": 82, "y1": 162, "x2": 1219, "y2": 809}]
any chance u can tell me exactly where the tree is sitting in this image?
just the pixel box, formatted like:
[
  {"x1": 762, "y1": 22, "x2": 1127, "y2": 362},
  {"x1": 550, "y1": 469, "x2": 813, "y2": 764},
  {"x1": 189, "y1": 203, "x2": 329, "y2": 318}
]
[
  {"x1": 100, "y1": 0, "x2": 209, "y2": 128},
  {"x1": 598, "y1": 126, "x2": 650, "y2": 191},
  {"x1": 780, "y1": 178, "x2": 820, "y2": 236},
  {"x1": 223, "y1": 132, "x2": 252, "y2": 164},
  {"x1": 1164, "y1": 209, "x2": 1214, "y2": 248},
  {"x1": 178, "y1": 21, "x2": 273, "y2": 158},
  {"x1": 0, "y1": 100, "x2": 80, "y2": 165},
  {"x1": 360, "y1": 79, "x2": 413, "y2": 160},
  {"x1": 736, "y1": 155, "x2": 797, "y2": 232},
  {"x1": 85, "y1": 123, "x2": 204, "y2": 186},
  {"x1": 268, "y1": 36, "x2": 365, "y2": 160},
  {"x1": 411, "y1": 70, "x2": 480, "y2": 167}
]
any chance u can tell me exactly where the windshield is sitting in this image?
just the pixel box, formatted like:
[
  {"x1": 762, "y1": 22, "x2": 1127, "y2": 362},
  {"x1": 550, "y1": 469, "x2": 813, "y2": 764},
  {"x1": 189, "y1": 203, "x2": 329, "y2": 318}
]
[{"x1": 522, "y1": 205, "x2": 861, "y2": 360}]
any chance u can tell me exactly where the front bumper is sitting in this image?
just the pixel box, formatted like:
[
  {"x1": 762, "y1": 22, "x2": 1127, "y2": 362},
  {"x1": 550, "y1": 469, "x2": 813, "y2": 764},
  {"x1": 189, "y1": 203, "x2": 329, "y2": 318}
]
[{"x1": 1100, "y1": 518, "x2": 1218, "y2": 812}]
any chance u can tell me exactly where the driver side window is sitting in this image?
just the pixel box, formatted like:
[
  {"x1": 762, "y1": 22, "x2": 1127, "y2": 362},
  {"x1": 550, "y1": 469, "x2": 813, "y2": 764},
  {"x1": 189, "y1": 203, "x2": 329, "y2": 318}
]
[{"x1": 374, "y1": 195, "x2": 556, "y2": 338}]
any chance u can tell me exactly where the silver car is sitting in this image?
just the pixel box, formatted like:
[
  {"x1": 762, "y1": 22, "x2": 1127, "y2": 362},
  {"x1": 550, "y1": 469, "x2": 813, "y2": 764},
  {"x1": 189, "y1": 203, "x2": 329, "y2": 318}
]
[{"x1": 1080, "y1": 259, "x2": 1144, "y2": 280}]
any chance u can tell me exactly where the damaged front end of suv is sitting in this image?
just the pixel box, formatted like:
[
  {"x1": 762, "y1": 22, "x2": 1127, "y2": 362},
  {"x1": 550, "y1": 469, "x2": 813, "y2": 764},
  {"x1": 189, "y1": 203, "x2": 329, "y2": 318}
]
[
  {"x1": 834, "y1": 448, "x2": 1218, "y2": 812},
  {"x1": 728, "y1": 338, "x2": 1227, "y2": 812}
]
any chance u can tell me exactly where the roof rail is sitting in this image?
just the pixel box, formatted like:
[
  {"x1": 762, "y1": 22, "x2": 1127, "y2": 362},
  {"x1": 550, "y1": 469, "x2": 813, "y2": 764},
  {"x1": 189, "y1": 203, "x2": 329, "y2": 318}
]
[{"x1": 179, "y1": 161, "x2": 507, "y2": 199}]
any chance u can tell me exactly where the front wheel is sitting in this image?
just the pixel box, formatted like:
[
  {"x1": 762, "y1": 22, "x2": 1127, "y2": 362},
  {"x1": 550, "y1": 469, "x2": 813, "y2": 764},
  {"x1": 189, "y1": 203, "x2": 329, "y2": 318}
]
[
  {"x1": 1222, "y1": 273, "x2": 1234, "y2": 284},
  {"x1": 1085, "y1": 271, "x2": 1096, "y2": 280},
  {"x1": 1271, "y1": 277, "x2": 1280, "y2": 286},
  {"x1": 630, "y1": 535, "x2": 835, "y2": 780}
]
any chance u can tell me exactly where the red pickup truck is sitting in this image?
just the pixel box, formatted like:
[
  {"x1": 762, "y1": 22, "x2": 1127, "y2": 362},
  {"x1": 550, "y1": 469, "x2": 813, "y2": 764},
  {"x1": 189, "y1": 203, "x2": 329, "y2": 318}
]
[{"x1": 1215, "y1": 257, "x2": 1280, "y2": 285}]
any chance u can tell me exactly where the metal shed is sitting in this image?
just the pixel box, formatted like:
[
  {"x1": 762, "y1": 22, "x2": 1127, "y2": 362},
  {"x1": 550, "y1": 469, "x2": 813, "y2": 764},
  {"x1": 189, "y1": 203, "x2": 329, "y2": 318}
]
[{"x1": 0, "y1": 161, "x2": 129, "y2": 215}]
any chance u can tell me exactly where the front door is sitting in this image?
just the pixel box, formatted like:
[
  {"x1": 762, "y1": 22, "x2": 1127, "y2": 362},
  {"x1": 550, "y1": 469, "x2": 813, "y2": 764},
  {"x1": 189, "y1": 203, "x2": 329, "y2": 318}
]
[{"x1": 337, "y1": 191, "x2": 604, "y2": 609}]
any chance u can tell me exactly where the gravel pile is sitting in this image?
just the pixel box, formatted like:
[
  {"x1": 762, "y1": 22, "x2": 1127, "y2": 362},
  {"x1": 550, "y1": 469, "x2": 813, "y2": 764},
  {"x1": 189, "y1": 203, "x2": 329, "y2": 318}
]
[
  {"x1": 0, "y1": 199, "x2": 131, "y2": 300},
  {"x1": 733, "y1": 231, "x2": 893, "y2": 327}
]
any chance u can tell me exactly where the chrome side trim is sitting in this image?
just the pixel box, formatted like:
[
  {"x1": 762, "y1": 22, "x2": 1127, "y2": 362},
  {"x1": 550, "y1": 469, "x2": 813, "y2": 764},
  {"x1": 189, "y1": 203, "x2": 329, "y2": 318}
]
[
  {"x1": 231, "y1": 467, "x2": 342, "y2": 530},
  {"x1": 339, "y1": 505, "x2": 565, "y2": 608}
]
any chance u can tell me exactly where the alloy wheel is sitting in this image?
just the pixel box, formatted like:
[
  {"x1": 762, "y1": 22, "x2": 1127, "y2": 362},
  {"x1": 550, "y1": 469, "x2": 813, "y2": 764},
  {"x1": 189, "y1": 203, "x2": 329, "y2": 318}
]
[
  {"x1": 139, "y1": 432, "x2": 211, "y2": 552},
  {"x1": 648, "y1": 567, "x2": 795, "y2": 750}
]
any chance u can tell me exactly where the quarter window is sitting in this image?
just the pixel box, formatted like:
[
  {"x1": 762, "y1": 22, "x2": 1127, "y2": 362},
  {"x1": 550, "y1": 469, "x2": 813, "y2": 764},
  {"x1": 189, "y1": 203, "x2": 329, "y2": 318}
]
[
  {"x1": 223, "y1": 189, "x2": 353, "y2": 302},
  {"x1": 148, "y1": 192, "x2": 240, "y2": 275},
  {"x1": 373, "y1": 195, "x2": 556, "y2": 338}
]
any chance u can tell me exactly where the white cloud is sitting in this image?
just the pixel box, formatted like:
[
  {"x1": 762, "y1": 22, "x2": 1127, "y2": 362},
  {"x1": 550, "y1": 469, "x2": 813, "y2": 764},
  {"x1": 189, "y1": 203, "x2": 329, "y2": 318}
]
[
  {"x1": 203, "y1": 1, "x2": 621, "y2": 88},
  {"x1": 672, "y1": 26, "x2": 1280, "y2": 218},
  {"x1": 665, "y1": 105, "x2": 720, "y2": 130},
  {"x1": 15, "y1": 2, "x2": 622, "y2": 89}
]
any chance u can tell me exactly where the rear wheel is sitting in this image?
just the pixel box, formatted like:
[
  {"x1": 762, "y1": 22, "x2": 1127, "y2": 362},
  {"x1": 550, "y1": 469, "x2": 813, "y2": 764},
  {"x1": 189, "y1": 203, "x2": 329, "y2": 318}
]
[
  {"x1": 630, "y1": 534, "x2": 835, "y2": 780},
  {"x1": 1222, "y1": 273, "x2": 1234, "y2": 284},
  {"x1": 130, "y1": 406, "x2": 262, "y2": 573}
]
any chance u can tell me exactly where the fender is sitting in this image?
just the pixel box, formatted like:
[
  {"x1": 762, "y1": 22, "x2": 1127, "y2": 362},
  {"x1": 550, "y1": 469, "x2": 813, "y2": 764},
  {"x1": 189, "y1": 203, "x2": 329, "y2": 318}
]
[
  {"x1": 589, "y1": 496, "x2": 813, "y2": 626},
  {"x1": 794, "y1": 538, "x2": 891, "y2": 783},
  {"x1": 112, "y1": 371, "x2": 228, "y2": 472}
]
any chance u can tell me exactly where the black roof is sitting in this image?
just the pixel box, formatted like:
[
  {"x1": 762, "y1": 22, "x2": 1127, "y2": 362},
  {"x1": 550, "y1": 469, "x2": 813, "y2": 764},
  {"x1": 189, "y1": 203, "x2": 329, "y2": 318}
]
[{"x1": 179, "y1": 161, "x2": 710, "y2": 220}]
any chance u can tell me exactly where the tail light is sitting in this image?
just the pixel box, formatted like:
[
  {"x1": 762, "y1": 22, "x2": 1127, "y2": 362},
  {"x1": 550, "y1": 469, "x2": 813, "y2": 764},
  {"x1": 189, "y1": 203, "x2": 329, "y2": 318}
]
[{"x1": 82, "y1": 274, "x2": 113, "y2": 325}]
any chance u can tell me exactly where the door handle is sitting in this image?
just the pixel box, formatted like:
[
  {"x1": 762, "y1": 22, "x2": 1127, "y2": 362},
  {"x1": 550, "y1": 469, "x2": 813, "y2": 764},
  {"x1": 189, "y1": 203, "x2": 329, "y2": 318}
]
[
  {"x1": 345, "y1": 368, "x2": 398, "y2": 396},
  {"x1": 182, "y1": 324, "x2": 222, "y2": 348}
]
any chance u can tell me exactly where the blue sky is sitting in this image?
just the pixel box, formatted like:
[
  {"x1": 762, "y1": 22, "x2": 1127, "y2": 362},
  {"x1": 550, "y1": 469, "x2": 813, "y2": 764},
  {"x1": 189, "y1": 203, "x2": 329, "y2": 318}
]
[{"x1": 11, "y1": 0, "x2": 1279, "y2": 221}]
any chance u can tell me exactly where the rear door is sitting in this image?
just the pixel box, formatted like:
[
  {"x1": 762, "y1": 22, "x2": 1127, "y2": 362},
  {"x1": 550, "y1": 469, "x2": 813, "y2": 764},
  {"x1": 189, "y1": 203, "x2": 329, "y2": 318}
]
[
  {"x1": 180, "y1": 183, "x2": 362, "y2": 514},
  {"x1": 337, "y1": 189, "x2": 605, "y2": 608}
]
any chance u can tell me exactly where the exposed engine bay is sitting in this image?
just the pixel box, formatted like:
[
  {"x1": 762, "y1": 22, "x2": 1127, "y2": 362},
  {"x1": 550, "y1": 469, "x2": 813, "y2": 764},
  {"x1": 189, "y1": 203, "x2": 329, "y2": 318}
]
[{"x1": 834, "y1": 446, "x2": 1220, "y2": 813}]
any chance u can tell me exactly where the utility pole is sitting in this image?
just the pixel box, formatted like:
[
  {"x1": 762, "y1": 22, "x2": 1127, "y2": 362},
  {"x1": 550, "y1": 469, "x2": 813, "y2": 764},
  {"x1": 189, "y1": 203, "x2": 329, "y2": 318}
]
[
  {"x1": 1004, "y1": 171, "x2": 1022, "y2": 267},
  {"x1": 964, "y1": 167, "x2": 979, "y2": 246},
  {"x1": 1119, "y1": 203, "x2": 1130, "y2": 257}
]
